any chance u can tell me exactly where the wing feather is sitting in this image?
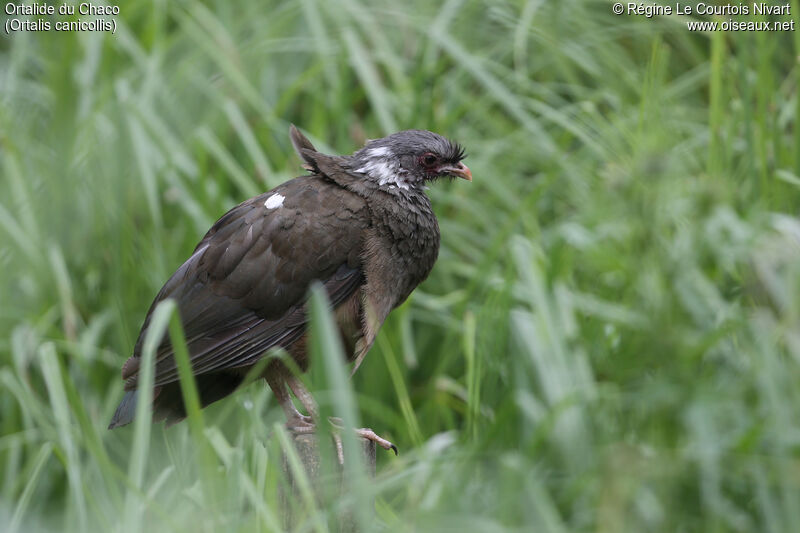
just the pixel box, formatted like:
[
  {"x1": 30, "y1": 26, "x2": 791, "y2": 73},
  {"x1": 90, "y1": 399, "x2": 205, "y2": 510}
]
[{"x1": 124, "y1": 175, "x2": 369, "y2": 389}]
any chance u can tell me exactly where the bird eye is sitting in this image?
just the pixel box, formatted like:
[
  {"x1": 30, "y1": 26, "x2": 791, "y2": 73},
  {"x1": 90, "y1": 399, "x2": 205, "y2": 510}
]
[{"x1": 422, "y1": 153, "x2": 437, "y2": 166}]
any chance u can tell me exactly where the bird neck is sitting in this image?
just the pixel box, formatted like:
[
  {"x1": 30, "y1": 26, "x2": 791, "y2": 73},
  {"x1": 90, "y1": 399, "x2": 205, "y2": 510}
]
[
  {"x1": 370, "y1": 188, "x2": 441, "y2": 291},
  {"x1": 350, "y1": 155, "x2": 416, "y2": 191}
]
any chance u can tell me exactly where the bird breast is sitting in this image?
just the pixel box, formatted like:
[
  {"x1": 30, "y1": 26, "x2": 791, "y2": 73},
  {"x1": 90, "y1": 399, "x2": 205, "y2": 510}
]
[{"x1": 366, "y1": 191, "x2": 441, "y2": 307}]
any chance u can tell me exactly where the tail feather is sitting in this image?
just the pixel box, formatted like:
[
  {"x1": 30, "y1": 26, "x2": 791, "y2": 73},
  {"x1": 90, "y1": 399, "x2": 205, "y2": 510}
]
[
  {"x1": 107, "y1": 372, "x2": 245, "y2": 430},
  {"x1": 108, "y1": 391, "x2": 138, "y2": 429}
]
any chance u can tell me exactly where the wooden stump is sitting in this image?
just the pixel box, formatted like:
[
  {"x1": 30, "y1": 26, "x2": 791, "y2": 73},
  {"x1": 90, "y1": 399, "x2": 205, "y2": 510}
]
[{"x1": 280, "y1": 433, "x2": 376, "y2": 532}]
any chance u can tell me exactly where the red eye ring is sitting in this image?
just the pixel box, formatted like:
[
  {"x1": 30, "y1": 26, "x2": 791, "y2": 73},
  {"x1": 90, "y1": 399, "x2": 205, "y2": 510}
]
[{"x1": 421, "y1": 153, "x2": 437, "y2": 166}]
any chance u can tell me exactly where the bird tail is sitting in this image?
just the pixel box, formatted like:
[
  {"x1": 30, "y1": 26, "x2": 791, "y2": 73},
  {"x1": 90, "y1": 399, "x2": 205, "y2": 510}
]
[{"x1": 108, "y1": 390, "x2": 138, "y2": 429}]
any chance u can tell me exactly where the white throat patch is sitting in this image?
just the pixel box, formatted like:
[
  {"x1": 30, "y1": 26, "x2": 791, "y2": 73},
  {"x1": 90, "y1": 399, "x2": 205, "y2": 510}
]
[{"x1": 354, "y1": 147, "x2": 410, "y2": 190}]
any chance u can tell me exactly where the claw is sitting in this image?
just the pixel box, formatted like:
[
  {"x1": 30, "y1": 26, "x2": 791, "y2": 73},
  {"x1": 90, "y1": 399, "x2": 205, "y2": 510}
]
[
  {"x1": 354, "y1": 427, "x2": 397, "y2": 454},
  {"x1": 286, "y1": 418, "x2": 397, "y2": 457}
]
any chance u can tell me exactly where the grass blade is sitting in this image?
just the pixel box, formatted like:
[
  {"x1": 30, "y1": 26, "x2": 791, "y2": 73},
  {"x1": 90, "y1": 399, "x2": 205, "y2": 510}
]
[
  {"x1": 123, "y1": 299, "x2": 173, "y2": 533},
  {"x1": 8, "y1": 442, "x2": 53, "y2": 533}
]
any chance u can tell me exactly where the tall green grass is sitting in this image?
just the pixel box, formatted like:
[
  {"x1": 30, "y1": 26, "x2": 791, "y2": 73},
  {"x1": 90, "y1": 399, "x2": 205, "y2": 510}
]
[{"x1": 1, "y1": 0, "x2": 800, "y2": 531}]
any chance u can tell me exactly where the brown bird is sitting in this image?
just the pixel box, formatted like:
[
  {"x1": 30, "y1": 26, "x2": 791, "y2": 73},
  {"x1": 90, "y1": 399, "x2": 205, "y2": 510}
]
[{"x1": 108, "y1": 125, "x2": 471, "y2": 453}]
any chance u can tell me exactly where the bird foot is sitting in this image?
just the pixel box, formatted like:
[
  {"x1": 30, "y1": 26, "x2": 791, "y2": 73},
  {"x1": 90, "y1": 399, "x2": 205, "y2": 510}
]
[
  {"x1": 287, "y1": 417, "x2": 397, "y2": 464},
  {"x1": 354, "y1": 427, "x2": 398, "y2": 455},
  {"x1": 285, "y1": 414, "x2": 314, "y2": 429}
]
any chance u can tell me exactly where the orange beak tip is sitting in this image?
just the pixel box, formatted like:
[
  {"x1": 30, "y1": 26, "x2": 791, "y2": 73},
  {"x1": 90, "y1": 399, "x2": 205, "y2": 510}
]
[{"x1": 454, "y1": 162, "x2": 472, "y2": 182}]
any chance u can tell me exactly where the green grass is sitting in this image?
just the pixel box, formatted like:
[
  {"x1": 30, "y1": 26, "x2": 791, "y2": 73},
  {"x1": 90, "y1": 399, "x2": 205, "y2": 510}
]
[{"x1": 2, "y1": 0, "x2": 800, "y2": 531}]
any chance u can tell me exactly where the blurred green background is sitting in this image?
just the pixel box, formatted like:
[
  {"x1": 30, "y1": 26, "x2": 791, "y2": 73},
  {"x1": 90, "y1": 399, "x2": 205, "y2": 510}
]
[{"x1": 2, "y1": 0, "x2": 800, "y2": 531}]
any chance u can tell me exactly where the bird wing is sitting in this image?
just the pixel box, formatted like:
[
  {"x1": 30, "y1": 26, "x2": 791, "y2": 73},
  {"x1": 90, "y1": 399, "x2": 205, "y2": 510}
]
[{"x1": 124, "y1": 175, "x2": 370, "y2": 389}]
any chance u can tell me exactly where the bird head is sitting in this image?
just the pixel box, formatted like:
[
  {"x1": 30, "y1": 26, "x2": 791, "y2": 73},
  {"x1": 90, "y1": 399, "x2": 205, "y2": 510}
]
[{"x1": 350, "y1": 130, "x2": 471, "y2": 191}]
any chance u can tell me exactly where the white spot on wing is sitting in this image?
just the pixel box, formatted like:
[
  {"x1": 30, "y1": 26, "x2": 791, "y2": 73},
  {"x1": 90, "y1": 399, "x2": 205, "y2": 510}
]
[
  {"x1": 367, "y1": 146, "x2": 390, "y2": 157},
  {"x1": 264, "y1": 193, "x2": 285, "y2": 209}
]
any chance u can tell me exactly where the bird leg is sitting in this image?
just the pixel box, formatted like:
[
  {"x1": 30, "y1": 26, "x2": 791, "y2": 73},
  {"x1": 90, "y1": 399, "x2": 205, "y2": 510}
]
[
  {"x1": 265, "y1": 371, "x2": 312, "y2": 429},
  {"x1": 285, "y1": 372, "x2": 319, "y2": 420},
  {"x1": 284, "y1": 372, "x2": 398, "y2": 461}
]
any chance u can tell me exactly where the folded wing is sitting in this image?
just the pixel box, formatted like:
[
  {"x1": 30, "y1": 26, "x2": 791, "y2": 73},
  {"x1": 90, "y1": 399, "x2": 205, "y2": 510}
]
[{"x1": 122, "y1": 175, "x2": 369, "y2": 390}]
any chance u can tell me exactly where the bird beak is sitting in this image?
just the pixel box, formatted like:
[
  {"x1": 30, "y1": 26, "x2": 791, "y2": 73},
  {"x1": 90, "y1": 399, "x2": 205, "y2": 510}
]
[{"x1": 443, "y1": 162, "x2": 472, "y2": 181}]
